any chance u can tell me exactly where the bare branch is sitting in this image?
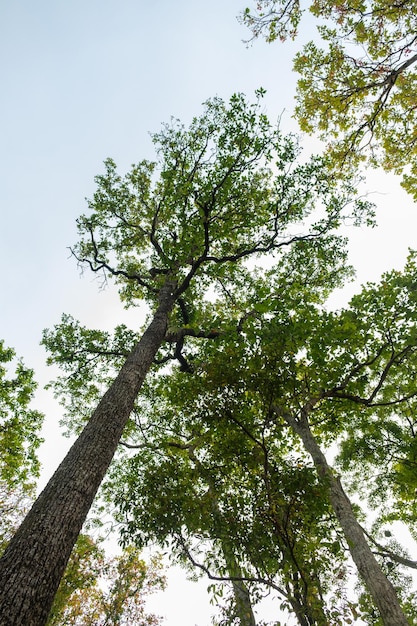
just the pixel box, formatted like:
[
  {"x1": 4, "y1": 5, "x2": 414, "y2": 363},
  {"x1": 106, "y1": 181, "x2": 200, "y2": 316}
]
[{"x1": 362, "y1": 528, "x2": 417, "y2": 571}]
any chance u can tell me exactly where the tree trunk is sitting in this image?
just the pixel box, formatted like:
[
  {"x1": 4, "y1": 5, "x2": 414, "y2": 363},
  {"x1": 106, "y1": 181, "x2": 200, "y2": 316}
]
[
  {"x1": 187, "y1": 450, "x2": 257, "y2": 626},
  {"x1": 220, "y1": 539, "x2": 257, "y2": 626},
  {"x1": 0, "y1": 282, "x2": 176, "y2": 626},
  {"x1": 283, "y1": 411, "x2": 409, "y2": 626}
]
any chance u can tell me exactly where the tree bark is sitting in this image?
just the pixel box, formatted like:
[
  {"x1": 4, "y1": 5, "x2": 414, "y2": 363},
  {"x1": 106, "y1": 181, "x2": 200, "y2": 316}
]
[
  {"x1": 282, "y1": 411, "x2": 410, "y2": 626},
  {"x1": 0, "y1": 282, "x2": 176, "y2": 626}
]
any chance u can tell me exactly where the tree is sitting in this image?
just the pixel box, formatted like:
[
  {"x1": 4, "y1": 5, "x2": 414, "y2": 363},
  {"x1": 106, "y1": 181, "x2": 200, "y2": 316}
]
[
  {"x1": 95, "y1": 254, "x2": 417, "y2": 624},
  {"x1": 241, "y1": 1, "x2": 417, "y2": 198},
  {"x1": 0, "y1": 92, "x2": 368, "y2": 625},
  {"x1": 107, "y1": 405, "x2": 347, "y2": 625},
  {"x1": 269, "y1": 255, "x2": 417, "y2": 625},
  {"x1": 331, "y1": 254, "x2": 417, "y2": 534},
  {"x1": 47, "y1": 535, "x2": 165, "y2": 626},
  {"x1": 0, "y1": 341, "x2": 44, "y2": 555},
  {"x1": 0, "y1": 340, "x2": 43, "y2": 493}
]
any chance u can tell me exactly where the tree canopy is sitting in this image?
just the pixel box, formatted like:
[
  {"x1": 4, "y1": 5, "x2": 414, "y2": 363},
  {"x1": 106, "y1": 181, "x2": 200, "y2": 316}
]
[
  {"x1": 104, "y1": 251, "x2": 417, "y2": 624},
  {"x1": 47, "y1": 535, "x2": 165, "y2": 626},
  {"x1": 241, "y1": 0, "x2": 417, "y2": 198},
  {"x1": 42, "y1": 90, "x2": 371, "y2": 437},
  {"x1": 43, "y1": 236, "x2": 417, "y2": 622},
  {"x1": 0, "y1": 91, "x2": 375, "y2": 625}
]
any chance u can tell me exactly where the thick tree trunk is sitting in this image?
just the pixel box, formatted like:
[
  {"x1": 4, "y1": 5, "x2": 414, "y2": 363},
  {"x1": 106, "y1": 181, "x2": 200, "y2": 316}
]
[
  {"x1": 0, "y1": 282, "x2": 176, "y2": 626},
  {"x1": 283, "y1": 411, "x2": 409, "y2": 626}
]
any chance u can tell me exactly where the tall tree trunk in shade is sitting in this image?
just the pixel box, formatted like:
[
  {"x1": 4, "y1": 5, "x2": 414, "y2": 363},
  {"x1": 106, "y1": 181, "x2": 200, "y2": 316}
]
[{"x1": 0, "y1": 282, "x2": 175, "y2": 626}]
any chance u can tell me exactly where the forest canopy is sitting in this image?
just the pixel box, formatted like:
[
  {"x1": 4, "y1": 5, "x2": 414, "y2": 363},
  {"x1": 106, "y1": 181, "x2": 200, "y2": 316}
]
[
  {"x1": 39, "y1": 94, "x2": 416, "y2": 625},
  {"x1": 1, "y1": 2, "x2": 417, "y2": 621}
]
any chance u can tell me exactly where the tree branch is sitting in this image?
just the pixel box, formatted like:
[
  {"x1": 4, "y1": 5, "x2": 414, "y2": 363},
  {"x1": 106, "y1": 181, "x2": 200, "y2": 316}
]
[
  {"x1": 362, "y1": 528, "x2": 417, "y2": 570},
  {"x1": 177, "y1": 535, "x2": 289, "y2": 599}
]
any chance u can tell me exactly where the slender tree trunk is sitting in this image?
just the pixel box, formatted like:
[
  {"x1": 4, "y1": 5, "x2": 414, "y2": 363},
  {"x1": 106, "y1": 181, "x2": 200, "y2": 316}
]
[
  {"x1": 282, "y1": 411, "x2": 410, "y2": 626},
  {"x1": 187, "y1": 450, "x2": 257, "y2": 626},
  {"x1": 220, "y1": 539, "x2": 257, "y2": 626},
  {"x1": 0, "y1": 282, "x2": 176, "y2": 626}
]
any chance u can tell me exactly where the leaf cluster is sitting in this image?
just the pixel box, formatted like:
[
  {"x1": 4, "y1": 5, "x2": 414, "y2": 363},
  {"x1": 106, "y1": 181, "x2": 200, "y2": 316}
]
[
  {"x1": 71, "y1": 91, "x2": 373, "y2": 314},
  {"x1": 0, "y1": 340, "x2": 43, "y2": 489},
  {"x1": 242, "y1": 0, "x2": 417, "y2": 197}
]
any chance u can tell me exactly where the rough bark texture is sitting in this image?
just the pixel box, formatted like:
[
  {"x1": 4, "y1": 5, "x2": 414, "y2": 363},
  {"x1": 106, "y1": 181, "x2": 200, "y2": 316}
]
[
  {"x1": 284, "y1": 412, "x2": 410, "y2": 626},
  {"x1": 0, "y1": 283, "x2": 176, "y2": 626}
]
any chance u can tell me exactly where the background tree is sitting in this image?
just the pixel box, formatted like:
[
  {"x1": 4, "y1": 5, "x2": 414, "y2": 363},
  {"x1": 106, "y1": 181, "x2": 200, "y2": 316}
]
[
  {"x1": 0, "y1": 340, "x2": 43, "y2": 493},
  {"x1": 0, "y1": 92, "x2": 370, "y2": 625},
  {"x1": 0, "y1": 340, "x2": 43, "y2": 554},
  {"x1": 241, "y1": 0, "x2": 417, "y2": 198},
  {"x1": 47, "y1": 535, "x2": 165, "y2": 626}
]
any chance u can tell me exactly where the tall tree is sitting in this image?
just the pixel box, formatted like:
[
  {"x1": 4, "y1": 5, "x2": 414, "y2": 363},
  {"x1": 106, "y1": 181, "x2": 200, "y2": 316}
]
[
  {"x1": 330, "y1": 254, "x2": 417, "y2": 538},
  {"x1": 269, "y1": 256, "x2": 417, "y2": 625},
  {"x1": 0, "y1": 92, "x2": 367, "y2": 625},
  {"x1": 241, "y1": 0, "x2": 417, "y2": 197}
]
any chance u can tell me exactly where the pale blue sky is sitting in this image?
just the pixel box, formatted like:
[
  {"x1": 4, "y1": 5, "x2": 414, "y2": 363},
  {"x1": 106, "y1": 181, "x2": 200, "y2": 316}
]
[
  {"x1": 1, "y1": 0, "x2": 301, "y2": 355},
  {"x1": 1, "y1": 2, "x2": 416, "y2": 624}
]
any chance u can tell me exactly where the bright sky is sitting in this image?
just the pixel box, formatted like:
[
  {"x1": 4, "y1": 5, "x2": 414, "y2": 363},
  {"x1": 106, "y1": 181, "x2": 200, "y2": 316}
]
[{"x1": 1, "y1": 1, "x2": 417, "y2": 625}]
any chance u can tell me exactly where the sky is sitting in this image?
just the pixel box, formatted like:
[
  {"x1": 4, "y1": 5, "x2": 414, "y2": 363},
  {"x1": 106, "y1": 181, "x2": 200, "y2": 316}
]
[{"x1": 1, "y1": 1, "x2": 417, "y2": 624}]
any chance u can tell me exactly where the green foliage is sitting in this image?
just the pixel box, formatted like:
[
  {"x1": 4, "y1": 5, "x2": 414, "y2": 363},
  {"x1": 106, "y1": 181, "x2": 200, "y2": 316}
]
[
  {"x1": 44, "y1": 91, "x2": 371, "y2": 436},
  {"x1": 107, "y1": 386, "x2": 349, "y2": 624},
  {"x1": 0, "y1": 340, "x2": 43, "y2": 490},
  {"x1": 330, "y1": 253, "x2": 417, "y2": 530},
  {"x1": 47, "y1": 535, "x2": 165, "y2": 625},
  {"x1": 241, "y1": 1, "x2": 417, "y2": 197},
  {"x1": 73, "y1": 91, "x2": 372, "y2": 307},
  {"x1": 41, "y1": 92, "x2": 386, "y2": 624},
  {"x1": 0, "y1": 342, "x2": 43, "y2": 578},
  {"x1": 92, "y1": 256, "x2": 359, "y2": 622},
  {"x1": 102, "y1": 249, "x2": 417, "y2": 623},
  {"x1": 42, "y1": 316, "x2": 137, "y2": 435}
]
